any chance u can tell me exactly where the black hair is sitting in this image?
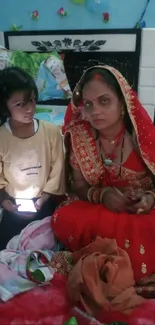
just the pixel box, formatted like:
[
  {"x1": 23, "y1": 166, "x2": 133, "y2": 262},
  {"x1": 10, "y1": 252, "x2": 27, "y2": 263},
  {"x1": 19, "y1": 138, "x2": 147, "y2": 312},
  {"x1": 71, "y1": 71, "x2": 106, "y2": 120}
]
[
  {"x1": 74, "y1": 67, "x2": 133, "y2": 134},
  {"x1": 0, "y1": 67, "x2": 38, "y2": 125}
]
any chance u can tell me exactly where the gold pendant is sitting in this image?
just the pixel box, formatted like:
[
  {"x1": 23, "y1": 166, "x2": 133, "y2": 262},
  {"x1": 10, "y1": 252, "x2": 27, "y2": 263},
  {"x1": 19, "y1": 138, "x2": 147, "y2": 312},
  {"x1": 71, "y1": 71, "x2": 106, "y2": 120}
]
[
  {"x1": 140, "y1": 244, "x2": 145, "y2": 255},
  {"x1": 141, "y1": 263, "x2": 147, "y2": 274},
  {"x1": 110, "y1": 140, "x2": 115, "y2": 145},
  {"x1": 125, "y1": 239, "x2": 130, "y2": 249}
]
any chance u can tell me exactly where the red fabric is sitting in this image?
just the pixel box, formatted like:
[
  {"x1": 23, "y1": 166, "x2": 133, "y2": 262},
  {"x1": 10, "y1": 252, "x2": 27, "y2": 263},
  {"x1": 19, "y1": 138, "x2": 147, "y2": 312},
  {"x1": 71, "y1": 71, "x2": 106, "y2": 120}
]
[
  {"x1": 62, "y1": 102, "x2": 79, "y2": 134},
  {"x1": 1, "y1": 273, "x2": 155, "y2": 325},
  {"x1": 100, "y1": 149, "x2": 146, "y2": 188},
  {"x1": 0, "y1": 274, "x2": 69, "y2": 325},
  {"x1": 62, "y1": 102, "x2": 71, "y2": 134},
  {"x1": 123, "y1": 150, "x2": 145, "y2": 171},
  {"x1": 52, "y1": 200, "x2": 155, "y2": 283},
  {"x1": 0, "y1": 274, "x2": 95, "y2": 325}
]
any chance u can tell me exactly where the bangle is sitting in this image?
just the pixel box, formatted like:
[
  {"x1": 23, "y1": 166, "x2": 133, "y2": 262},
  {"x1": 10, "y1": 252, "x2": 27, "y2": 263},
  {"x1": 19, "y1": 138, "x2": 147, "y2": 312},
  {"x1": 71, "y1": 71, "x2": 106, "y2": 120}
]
[
  {"x1": 145, "y1": 191, "x2": 155, "y2": 208},
  {"x1": 87, "y1": 187, "x2": 102, "y2": 203},
  {"x1": 92, "y1": 188, "x2": 102, "y2": 204},
  {"x1": 87, "y1": 187, "x2": 110, "y2": 204},
  {"x1": 99, "y1": 187, "x2": 110, "y2": 204},
  {"x1": 87, "y1": 187, "x2": 95, "y2": 202}
]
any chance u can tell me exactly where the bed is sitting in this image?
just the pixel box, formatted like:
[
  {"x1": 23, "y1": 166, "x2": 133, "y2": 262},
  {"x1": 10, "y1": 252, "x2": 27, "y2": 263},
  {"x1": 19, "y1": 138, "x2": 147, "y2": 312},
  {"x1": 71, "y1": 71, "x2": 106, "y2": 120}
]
[{"x1": 1, "y1": 28, "x2": 152, "y2": 325}]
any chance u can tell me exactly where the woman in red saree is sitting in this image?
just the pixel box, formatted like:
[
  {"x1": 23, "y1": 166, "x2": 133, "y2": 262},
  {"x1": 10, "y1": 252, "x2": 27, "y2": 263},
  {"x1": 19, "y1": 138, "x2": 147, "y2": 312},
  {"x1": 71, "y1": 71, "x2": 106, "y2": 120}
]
[{"x1": 52, "y1": 65, "x2": 155, "y2": 284}]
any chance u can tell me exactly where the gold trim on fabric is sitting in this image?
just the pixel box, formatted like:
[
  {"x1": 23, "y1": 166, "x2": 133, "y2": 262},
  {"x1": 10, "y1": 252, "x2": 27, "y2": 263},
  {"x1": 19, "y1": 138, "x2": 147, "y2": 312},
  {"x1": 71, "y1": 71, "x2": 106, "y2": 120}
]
[
  {"x1": 125, "y1": 239, "x2": 130, "y2": 249},
  {"x1": 67, "y1": 122, "x2": 154, "y2": 193},
  {"x1": 140, "y1": 245, "x2": 145, "y2": 255},
  {"x1": 66, "y1": 123, "x2": 104, "y2": 185},
  {"x1": 141, "y1": 263, "x2": 147, "y2": 274}
]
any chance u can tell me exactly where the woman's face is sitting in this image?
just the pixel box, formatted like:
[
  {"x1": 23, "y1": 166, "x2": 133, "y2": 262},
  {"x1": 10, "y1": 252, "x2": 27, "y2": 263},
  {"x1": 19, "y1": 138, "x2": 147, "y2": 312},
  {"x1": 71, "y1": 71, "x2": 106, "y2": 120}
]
[
  {"x1": 7, "y1": 91, "x2": 36, "y2": 124},
  {"x1": 82, "y1": 79, "x2": 124, "y2": 131}
]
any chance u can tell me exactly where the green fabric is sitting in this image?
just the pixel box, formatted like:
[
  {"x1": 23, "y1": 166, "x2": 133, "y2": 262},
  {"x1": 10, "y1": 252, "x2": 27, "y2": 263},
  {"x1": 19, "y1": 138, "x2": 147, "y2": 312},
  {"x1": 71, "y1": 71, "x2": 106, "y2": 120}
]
[
  {"x1": 26, "y1": 252, "x2": 47, "y2": 283},
  {"x1": 30, "y1": 269, "x2": 45, "y2": 282},
  {"x1": 63, "y1": 317, "x2": 78, "y2": 325}
]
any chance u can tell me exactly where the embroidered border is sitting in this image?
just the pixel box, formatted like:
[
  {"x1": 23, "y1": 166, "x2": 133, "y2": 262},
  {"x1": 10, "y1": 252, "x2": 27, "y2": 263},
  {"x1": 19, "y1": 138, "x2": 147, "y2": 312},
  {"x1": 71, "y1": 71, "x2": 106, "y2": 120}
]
[{"x1": 67, "y1": 123, "x2": 104, "y2": 186}]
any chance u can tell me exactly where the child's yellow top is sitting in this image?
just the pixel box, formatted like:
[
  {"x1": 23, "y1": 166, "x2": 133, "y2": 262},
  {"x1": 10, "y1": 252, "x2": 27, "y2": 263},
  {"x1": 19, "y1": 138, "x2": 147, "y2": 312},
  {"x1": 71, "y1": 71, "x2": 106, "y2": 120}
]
[{"x1": 0, "y1": 120, "x2": 65, "y2": 199}]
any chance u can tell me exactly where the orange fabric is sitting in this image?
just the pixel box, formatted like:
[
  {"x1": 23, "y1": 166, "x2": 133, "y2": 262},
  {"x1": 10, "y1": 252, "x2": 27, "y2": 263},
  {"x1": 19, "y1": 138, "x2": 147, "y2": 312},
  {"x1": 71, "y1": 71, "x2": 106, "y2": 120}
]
[{"x1": 67, "y1": 237, "x2": 145, "y2": 316}]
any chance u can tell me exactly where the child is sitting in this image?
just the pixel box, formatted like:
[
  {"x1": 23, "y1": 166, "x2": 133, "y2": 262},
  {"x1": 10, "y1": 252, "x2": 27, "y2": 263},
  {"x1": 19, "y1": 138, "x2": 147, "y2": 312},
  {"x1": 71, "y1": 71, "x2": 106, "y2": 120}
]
[{"x1": 0, "y1": 67, "x2": 65, "y2": 249}]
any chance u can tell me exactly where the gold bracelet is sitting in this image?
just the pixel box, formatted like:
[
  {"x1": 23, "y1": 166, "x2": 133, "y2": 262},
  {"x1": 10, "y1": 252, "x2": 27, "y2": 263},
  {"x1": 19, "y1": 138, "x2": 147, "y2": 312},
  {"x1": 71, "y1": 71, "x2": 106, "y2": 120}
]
[{"x1": 100, "y1": 187, "x2": 110, "y2": 203}]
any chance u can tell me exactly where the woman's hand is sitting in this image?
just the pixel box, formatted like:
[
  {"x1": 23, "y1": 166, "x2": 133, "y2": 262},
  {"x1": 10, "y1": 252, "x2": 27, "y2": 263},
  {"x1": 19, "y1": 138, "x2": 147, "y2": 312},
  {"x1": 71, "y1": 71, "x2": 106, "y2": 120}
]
[
  {"x1": 102, "y1": 188, "x2": 130, "y2": 213},
  {"x1": 2, "y1": 199, "x2": 20, "y2": 213},
  {"x1": 127, "y1": 193, "x2": 155, "y2": 214},
  {"x1": 35, "y1": 192, "x2": 51, "y2": 211}
]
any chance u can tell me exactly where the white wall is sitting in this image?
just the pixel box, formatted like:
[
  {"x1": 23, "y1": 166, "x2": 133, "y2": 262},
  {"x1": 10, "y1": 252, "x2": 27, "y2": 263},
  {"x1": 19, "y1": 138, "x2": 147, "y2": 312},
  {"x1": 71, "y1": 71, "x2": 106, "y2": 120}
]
[{"x1": 139, "y1": 29, "x2": 155, "y2": 121}]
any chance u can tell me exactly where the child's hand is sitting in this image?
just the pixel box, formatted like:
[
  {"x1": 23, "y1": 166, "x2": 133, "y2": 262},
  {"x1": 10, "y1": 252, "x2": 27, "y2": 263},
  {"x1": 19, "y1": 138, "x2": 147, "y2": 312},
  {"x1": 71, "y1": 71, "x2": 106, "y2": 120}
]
[
  {"x1": 2, "y1": 199, "x2": 20, "y2": 213},
  {"x1": 35, "y1": 193, "x2": 51, "y2": 211}
]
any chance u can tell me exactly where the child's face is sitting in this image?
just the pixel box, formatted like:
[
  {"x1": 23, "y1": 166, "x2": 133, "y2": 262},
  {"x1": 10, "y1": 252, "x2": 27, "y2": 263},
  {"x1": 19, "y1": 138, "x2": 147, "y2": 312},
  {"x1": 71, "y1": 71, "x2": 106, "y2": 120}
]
[{"x1": 7, "y1": 91, "x2": 36, "y2": 123}]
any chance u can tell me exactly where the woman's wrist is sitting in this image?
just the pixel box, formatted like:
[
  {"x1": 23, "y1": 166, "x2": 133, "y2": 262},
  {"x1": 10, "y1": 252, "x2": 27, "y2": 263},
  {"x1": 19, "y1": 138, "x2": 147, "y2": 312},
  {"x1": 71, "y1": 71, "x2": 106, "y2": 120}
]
[
  {"x1": 99, "y1": 188, "x2": 110, "y2": 204},
  {"x1": 87, "y1": 187, "x2": 109, "y2": 204}
]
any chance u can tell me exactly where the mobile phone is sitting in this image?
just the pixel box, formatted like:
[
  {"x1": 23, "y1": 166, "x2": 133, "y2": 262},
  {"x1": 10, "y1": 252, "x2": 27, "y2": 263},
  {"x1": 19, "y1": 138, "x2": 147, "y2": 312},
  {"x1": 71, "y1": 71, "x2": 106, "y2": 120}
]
[{"x1": 15, "y1": 199, "x2": 37, "y2": 213}]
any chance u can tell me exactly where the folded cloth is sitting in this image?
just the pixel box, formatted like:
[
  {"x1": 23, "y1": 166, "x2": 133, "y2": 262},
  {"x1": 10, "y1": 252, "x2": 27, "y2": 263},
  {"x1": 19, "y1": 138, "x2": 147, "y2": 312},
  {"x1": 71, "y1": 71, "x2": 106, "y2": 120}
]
[
  {"x1": 7, "y1": 216, "x2": 56, "y2": 251},
  {"x1": 0, "y1": 217, "x2": 56, "y2": 301},
  {"x1": 67, "y1": 237, "x2": 145, "y2": 316}
]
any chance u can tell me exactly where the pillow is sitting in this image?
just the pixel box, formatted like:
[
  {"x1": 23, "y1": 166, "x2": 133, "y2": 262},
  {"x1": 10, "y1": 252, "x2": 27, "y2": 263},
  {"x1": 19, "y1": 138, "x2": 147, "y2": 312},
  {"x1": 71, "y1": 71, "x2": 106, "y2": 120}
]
[
  {"x1": 35, "y1": 105, "x2": 66, "y2": 128},
  {"x1": 35, "y1": 53, "x2": 71, "y2": 101},
  {"x1": 8, "y1": 50, "x2": 72, "y2": 101},
  {"x1": 0, "y1": 46, "x2": 11, "y2": 70}
]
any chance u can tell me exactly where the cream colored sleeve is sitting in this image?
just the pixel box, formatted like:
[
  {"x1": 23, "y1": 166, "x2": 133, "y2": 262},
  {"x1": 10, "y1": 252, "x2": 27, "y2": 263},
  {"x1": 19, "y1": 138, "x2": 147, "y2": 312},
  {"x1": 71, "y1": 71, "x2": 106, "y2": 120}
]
[
  {"x1": 43, "y1": 126, "x2": 66, "y2": 195},
  {"x1": 0, "y1": 155, "x2": 8, "y2": 190}
]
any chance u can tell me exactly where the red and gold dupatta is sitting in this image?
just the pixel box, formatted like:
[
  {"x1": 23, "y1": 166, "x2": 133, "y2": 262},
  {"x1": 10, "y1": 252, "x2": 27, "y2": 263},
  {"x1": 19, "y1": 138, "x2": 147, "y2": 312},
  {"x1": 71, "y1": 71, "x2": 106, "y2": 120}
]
[{"x1": 63, "y1": 65, "x2": 155, "y2": 183}]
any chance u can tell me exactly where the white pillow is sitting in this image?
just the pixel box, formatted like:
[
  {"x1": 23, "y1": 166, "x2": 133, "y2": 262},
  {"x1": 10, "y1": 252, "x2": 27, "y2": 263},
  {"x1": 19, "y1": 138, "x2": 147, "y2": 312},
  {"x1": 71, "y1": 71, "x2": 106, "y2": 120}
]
[{"x1": 0, "y1": 46, "x2": 11, "y2": 70}]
